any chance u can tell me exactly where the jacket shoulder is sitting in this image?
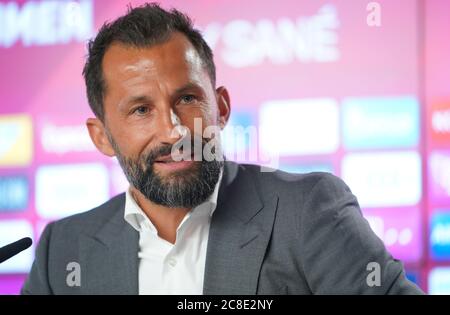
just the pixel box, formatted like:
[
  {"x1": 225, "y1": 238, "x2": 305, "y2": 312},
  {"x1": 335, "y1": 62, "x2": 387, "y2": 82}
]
[
  {"x1": 50, "y1": 193, "x2": 126, "y2": 236},
  {"x1": 236, "y1": 163, "x2": 348, "y2": 196}
]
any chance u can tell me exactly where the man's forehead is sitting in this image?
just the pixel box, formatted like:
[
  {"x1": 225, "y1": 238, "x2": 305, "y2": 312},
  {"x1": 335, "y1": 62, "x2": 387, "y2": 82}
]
[{"x1": 102, "y1": 33, "x2": 203, "y2": 78}]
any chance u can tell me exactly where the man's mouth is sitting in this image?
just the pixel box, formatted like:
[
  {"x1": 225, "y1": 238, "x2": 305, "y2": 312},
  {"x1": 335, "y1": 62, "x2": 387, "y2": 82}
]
[
  {"x1": 153, "y1": 152, "x2": 195, "y2": 171},
  {"x1": 154, "y1": 152, "x2": 193, "y2": 163}
]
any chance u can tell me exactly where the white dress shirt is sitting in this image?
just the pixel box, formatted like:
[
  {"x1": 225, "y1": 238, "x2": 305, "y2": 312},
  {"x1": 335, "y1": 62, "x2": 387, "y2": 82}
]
[{"x1": 124, "y1": 169, "x2": 223, "y2": 295}]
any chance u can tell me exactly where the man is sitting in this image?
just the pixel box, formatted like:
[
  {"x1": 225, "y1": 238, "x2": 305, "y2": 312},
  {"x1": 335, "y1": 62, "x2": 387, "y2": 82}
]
[{"x1": 22, "y1": 3, "x2": 423, "y2": 295}]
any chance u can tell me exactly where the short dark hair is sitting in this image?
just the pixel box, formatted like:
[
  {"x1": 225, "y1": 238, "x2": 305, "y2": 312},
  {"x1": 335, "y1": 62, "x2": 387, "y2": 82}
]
[{"x1": 82, "y1": 2, "x2": 216, "y2": 121}]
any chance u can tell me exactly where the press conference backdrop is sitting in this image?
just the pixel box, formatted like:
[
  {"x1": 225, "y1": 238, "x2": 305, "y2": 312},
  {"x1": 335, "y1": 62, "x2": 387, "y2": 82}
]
[{"x1": 1, "y1": 0, "x2": 450, "y2": 294}]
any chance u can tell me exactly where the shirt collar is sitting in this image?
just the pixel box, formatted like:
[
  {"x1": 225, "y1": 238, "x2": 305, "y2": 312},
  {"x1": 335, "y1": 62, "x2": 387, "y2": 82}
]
[{"x1": 124, "y1": 166, "x2": 223, "y2": 232}]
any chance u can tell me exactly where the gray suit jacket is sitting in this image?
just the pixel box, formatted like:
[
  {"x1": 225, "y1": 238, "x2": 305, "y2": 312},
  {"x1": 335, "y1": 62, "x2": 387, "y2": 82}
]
[{"x1": 22, "y1": 161, "x2": 424, "y2": 294}]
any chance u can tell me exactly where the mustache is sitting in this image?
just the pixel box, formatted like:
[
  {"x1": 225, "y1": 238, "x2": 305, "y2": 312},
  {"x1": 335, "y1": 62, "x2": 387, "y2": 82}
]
[{"x1": 141, "y1": 136, "x2": 210, "y2": 166}]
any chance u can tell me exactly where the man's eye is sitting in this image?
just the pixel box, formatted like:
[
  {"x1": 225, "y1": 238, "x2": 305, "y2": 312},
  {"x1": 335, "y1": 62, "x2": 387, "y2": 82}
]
[
  {"x1": 180, "y1": 95, "x2": 196, "y2": 104},
  {"x1": 133, "y1": 106, "x2": 149, "y2": 115}
]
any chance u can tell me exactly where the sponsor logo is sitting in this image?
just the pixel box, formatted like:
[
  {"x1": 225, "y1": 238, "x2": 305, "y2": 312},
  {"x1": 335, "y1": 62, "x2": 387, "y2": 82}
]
[
  {"x1": 363, "y1": 207, "x2": 421, "y2": 263},
  {"x1": 0, "y1": 0, "x2": 93, "y2": 48},
  {"x1": 430, "y1": 212, "x2": 450, "y2": 260},
  {"x1": 35, "y1": 163, "x2": 109, "y2": 219},
  {"x1": 0, "y1": 114, "x2": 32, "y2": 166},
  {"x1": 259, "y1": 98, "x2": 339, "y2": 156},
  {"x1": 40, "y1": 122, "x2": 96, "y2": 154},
  {"x1": 428, "y1": 268, "x2": 450, "y2": 295},
  {"x1": 221, "y1": 111, "x2": 257, "y2": 163},
  {"x1": 278, "y1": 163, "x2": 334, "y2": 174},
  {"x1": 202, "y1": 4, "x2": 339, "y2": 68},
  {"x1": 0, "y1": 176, "x2": 28, "y2": 212},
  {"x1": 342, "y1": 96, "x2": 419, "y2": 150},
  {"x1": 342, "y1": 151, "x2": 421, "y2": 207},
  {"x1": 429, "y1": 151, "x2": 450, "y2": 201},
  {"x1": 429, "y1": 101, "x2": 450, "y2": 145}
]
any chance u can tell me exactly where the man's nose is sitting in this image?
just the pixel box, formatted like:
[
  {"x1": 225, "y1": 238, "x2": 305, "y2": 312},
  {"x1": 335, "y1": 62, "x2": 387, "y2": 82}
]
[{"x1": 156, "y1": 107, "x2": 186, "y2": 144}]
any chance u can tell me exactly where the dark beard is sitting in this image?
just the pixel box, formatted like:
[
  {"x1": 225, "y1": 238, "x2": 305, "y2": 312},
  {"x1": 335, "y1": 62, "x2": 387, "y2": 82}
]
[{"x1": 111, "y1": 137, "x2": 223, "y2": 208}]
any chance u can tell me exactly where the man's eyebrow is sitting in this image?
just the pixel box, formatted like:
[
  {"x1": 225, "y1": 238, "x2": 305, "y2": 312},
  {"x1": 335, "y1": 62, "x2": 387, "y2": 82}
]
[
  {"x1": 119, "y1": 95, "x2": 153, "y2": 110},
  {"x1": 173, "y1": 82, "x2": 204, "y2": 96}
]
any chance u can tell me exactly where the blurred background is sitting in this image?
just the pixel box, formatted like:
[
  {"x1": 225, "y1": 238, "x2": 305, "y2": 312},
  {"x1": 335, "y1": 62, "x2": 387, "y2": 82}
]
[{"x1": 0, "y1": 0, "x2": 449, "y2": 294}]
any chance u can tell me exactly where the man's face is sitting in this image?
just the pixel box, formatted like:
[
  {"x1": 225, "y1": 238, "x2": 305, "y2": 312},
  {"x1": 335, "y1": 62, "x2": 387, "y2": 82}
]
[{"x1": 88, "y1": 32, "x2": 230, "y2": 208}]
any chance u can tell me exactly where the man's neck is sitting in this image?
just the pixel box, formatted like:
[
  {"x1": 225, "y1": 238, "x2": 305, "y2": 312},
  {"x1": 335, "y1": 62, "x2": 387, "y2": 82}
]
[{"x1": 130, "y1": 187, "x2": 190, "y2": 244}]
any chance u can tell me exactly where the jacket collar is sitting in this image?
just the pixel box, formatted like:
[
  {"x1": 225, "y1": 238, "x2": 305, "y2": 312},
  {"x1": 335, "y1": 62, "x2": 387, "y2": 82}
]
[{"x1": 80, "y1": 161, "x2": 278, "y2": 294}]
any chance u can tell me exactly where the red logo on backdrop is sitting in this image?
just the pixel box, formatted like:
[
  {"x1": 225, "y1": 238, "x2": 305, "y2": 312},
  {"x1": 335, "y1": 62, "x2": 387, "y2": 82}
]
[{"x1": 430, "y1": 101, "x2": 450, "y2": 146}]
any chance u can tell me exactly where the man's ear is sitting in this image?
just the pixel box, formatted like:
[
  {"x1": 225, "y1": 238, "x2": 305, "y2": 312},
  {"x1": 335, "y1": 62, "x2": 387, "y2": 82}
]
[
  {"x1": 216, "y1": 86, "x2": 231, "y2": 130},
  {"x1": 86, "y1": 118, "x2": 116, "y2": 157}
]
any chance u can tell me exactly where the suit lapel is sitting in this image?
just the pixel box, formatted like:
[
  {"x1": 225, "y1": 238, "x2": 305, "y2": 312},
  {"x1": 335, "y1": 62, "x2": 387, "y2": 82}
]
[
  {"x1": 203, "y1": 162, "x2": 279, "y2": 294},
  {"x1": 76, "y1": 162, "x2": 278, "y2": 295},
  {"x1": 79, "y1": 194, "x2": 139, "y2": 294}
]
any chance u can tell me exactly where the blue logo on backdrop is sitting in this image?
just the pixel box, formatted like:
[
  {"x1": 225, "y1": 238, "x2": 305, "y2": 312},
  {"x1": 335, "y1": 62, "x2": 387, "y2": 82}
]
[
  {"x1": 342, "y1": 96, "x2": 419, "y2": 150},
  {"x1": 0, "y1": 176, "x2": 28, "y2": 212},
  {"x1": 279, "y1": 163, "x2": 334, "y2": 174},
  {"x1": 228, "y1": 111, "x2": 253, "y2": 128},
  {"x1": 430, "y1": 212, "x2": 450, "y2": 261}
]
